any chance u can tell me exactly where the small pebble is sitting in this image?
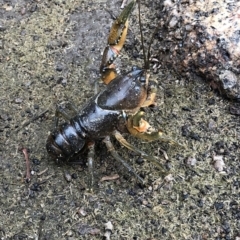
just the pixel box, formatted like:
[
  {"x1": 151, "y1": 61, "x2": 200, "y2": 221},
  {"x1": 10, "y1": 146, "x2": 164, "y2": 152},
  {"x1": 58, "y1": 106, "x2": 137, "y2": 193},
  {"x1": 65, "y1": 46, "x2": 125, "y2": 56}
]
[
  {"x1": 15, "y1": 98, "x2": 23, "y2": 104},
  {"x1": 64, "y1": 172, "x2": 72, "y2": 182}
]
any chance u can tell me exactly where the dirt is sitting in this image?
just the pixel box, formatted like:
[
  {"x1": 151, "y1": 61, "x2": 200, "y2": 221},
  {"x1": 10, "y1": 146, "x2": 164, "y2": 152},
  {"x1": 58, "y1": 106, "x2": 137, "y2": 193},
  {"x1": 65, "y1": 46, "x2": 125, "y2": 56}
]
[{"x1": 0, "y1": 0, "x2": 239, "y2": 239}]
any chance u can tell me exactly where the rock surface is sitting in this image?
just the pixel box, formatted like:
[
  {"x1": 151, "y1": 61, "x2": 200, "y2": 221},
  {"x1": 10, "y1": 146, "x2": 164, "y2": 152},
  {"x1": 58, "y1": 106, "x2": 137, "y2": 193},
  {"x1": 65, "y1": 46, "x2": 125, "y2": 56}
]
[{"x1": 157, "y1": 0, "x2": 240, "y2": 100}]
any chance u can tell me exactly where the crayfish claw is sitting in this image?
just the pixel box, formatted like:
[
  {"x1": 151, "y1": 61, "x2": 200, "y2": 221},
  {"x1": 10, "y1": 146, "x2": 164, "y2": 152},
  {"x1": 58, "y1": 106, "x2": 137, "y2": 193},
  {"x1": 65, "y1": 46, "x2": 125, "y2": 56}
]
[
  {"x1": 107, "y1": 0, "x2": 136, "y2": 46},
  {"x1": 126, "y1": 112, "x2": 182, "y2": 147},
  {"x1": 100, "y1": 0, "x2": 136, "y2": 85}
]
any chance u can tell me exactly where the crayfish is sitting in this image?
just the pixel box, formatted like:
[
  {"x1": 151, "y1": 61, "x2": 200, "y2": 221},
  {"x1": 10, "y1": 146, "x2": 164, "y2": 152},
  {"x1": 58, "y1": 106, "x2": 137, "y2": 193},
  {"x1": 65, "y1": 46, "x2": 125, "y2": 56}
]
[{"x1": 46, "y1": 0, "x2": 177, "y2": 190}]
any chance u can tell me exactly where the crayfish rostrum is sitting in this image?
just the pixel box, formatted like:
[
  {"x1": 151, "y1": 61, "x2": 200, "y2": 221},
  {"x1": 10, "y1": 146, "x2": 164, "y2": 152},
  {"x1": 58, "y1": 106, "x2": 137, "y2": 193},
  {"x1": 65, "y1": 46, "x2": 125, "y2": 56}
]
[{"x1": 46, "y1": 0, "x2": 178, "y2": 190}]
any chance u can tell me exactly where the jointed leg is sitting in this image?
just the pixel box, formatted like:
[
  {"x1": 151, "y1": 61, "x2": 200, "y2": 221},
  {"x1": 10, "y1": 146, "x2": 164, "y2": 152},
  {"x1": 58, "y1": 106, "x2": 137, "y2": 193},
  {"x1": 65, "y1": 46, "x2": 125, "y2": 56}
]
[
  {"x1": 54, "y1": 102, "x2": 78, "y2": 128},
  {"x1": 87, "y1": 142, "x2": 95, "y2": 192},
  {"x1": 103, "y1": 136, "x2": 144, "y2": 184},
  {"x1": 67, "y1": 101, "x2": 78, "y2": 114},
  {"x1": 141, "y1": 81, "x2": 157, "y2": 107},
  {"x1": 113, "y1": 130, "x2": 166, "y2": 174},
  {"x1": 54, "y1": 105, "x2": 71, "y2": 128}
]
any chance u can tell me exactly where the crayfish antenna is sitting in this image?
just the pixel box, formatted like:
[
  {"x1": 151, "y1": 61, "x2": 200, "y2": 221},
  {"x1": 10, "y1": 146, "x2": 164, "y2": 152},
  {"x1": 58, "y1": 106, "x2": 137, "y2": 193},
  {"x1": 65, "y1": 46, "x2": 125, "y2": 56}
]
[
  {"x1": 137, "y1": 0, "x2": 162, "y2": 73},
  {"x1": 137, "y1": 0, "x2": 148, "y2": 71},
  {"x1": 137, "y1": 0, "x2": 151, "y2": 86}
]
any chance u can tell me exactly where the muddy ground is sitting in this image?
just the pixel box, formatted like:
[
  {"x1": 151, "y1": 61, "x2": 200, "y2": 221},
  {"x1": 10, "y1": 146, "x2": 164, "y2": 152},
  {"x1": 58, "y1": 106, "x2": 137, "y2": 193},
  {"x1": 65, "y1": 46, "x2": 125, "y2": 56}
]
[{"x1": 0, "y1": 0, "x2": 239, "y2": 239}]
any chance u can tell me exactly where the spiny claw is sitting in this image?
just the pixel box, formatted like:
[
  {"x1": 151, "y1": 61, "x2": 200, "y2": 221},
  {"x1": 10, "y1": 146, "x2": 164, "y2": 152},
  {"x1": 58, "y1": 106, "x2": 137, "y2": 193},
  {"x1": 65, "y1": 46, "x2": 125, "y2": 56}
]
[
  {"x1": 100, "y1": 0, "x2": 136, "y2": 84},
  {"x1": 127, "y1": 111, "x2": 182, "y2": 146},
  {"x1": 107, "y1": 0, "x2": 136, "y2": 46}
]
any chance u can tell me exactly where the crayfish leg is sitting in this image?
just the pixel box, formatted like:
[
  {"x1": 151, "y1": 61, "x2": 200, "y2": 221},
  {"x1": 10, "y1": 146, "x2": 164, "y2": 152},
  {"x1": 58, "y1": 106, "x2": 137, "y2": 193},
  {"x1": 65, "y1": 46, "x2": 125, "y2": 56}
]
[
  {"x1": 113, "y1": 130, "x2": 166, "y2": 174},
  {"x1": 87, "y1": 142, "x2": 95, "y2": 192},
  {"x1": 103, "y1": 136, "x2": 144, "y2": 184},
  {"x1": 141, "y1": 80, "x2": 157, "y2": 107},
  {"x1": 54, "y1": 105, "x2": 72, "y2": 128},
  {"x1": 54, "y1": 102, "x2": 79, "y2": 128}
]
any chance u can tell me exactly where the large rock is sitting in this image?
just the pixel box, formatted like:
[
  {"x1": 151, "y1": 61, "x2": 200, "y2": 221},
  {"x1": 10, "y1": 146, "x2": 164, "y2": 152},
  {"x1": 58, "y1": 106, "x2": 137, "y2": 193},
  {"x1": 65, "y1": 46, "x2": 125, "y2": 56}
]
[{"x1": 157, "y1": 0, "x2": 240, "y2": 101}]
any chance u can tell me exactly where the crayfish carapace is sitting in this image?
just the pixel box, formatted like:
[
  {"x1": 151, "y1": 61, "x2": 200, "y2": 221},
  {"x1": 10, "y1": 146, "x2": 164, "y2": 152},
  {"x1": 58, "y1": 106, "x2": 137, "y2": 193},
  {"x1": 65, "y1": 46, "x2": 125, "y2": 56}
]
[{"x1": 46, "y1": 0, "x2": 178, "y2": 190}]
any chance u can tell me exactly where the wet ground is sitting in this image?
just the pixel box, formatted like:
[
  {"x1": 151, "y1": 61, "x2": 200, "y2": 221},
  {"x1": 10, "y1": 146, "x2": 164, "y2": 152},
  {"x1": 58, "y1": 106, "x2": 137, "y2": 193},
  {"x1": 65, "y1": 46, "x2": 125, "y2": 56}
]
[{"x1": 0, "y1": 0, "x2": 240, "y2": 239}]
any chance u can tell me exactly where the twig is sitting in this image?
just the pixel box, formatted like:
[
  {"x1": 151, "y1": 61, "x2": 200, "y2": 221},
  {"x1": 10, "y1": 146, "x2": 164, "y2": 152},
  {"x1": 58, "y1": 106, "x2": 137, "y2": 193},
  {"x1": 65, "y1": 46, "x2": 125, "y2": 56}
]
[
  {"x1": 37, "y1": 167, "x2": 49, "y2": 176},
  {"x1": 22, "y1": 148, "x2": 31, "y2": 182},
  {"x1": 100, "y1": 174, "x2": 119, "y2": 182}
]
